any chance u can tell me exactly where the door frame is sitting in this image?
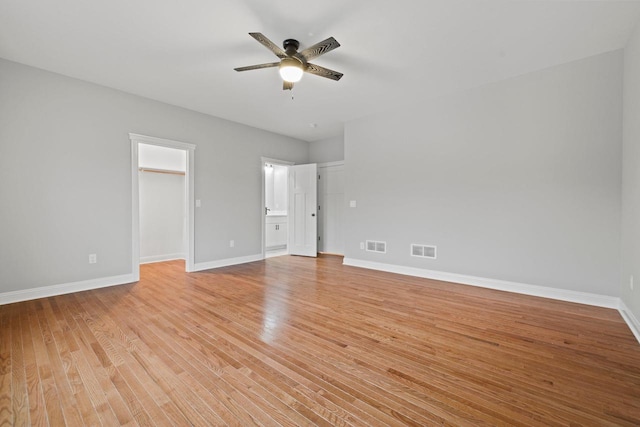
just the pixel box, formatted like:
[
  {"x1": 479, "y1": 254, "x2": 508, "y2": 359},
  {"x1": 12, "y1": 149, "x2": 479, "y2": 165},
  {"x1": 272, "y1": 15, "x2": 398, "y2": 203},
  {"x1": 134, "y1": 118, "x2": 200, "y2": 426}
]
[
  {"x1": 130, "y1": 133, "x2": 196, "y2": 280},
  {"x1": 261, "y1": 157, "x2": 294, "y2": 259}
]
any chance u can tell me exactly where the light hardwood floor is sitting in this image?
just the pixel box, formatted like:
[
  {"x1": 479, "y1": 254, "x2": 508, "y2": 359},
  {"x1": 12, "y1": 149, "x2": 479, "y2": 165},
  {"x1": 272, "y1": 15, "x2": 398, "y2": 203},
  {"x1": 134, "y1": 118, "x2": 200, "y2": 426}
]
[{"x1": 1, "y1": 254, "x2": 639, "y2": 426}]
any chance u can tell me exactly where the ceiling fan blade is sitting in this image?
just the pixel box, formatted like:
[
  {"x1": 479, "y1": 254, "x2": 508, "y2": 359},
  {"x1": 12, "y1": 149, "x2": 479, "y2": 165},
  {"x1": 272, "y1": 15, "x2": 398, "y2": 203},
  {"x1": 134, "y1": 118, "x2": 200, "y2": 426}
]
[
  {"x1": 299, "y1": 37, "x2": 340, "y2": 61},
  {"x1": 234, "y1": 62, "x2": 280, "y2": 72},
  {"x1": 283, "y1": 81, "x2": 294, "y2": 91},
  {"x1": 305, "y1": 63, "x2": 343, "y2": 81},
  {"x1": 249, "y1": 32, "x2": 287, "y2": 59}
]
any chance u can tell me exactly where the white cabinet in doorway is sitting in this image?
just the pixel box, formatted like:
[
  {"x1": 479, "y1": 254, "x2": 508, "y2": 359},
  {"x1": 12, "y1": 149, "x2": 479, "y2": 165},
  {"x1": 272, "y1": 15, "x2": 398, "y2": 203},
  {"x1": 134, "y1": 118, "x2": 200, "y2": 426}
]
[{"x1": 266, "y1": 216, "x2": 288, "y2": 249}]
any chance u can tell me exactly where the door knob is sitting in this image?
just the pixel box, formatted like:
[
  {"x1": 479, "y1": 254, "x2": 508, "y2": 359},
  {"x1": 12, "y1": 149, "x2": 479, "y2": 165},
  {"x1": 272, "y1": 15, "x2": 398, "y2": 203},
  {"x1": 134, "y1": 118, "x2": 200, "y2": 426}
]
[{"x1": 311, "y1": 213, "x2": 315, "y2": 217}]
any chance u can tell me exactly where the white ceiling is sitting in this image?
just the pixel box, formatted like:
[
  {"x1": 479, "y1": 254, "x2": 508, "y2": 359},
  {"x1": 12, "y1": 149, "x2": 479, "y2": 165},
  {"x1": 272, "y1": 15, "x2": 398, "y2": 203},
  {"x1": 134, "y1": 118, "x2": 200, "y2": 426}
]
[{"x1": 1, "y1": 1, "x2": 640, "y2": 141}]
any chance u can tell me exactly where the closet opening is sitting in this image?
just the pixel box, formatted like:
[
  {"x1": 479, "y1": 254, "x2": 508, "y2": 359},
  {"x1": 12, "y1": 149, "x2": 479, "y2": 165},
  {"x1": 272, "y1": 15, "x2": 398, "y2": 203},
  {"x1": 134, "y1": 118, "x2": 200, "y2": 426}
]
[
  {"x1": 138, "y1": 144, "x2": 186, "y2": 264},
  {"x1": 130, "y1": 134, "x2": 196, "y2": 280}
]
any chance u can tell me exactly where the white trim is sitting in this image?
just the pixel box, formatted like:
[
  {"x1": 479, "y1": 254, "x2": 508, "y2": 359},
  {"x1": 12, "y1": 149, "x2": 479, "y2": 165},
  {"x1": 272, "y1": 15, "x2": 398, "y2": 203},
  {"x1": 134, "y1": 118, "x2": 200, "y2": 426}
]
[
  {"x1": 140, "y1": 254, "x2": 186, "y2": 264},
  {"x1": 129, "y1": 133, "x2": 196, "y2": 151},
  {"x1": 344, "y1": 258, "x2": 640, "y2": 345},
  {"x1": 263, "y1": 157, "x2": 295, "y2": 166},
  {"x1": 2, "y1": 254, "x2": 636, "y2": 345},
  {"x1": 185, "y1": 147, "x2": 195, "y2": 273},
  {"x1": 342, "y1": 258, "x2": 620, "y2": 309},
  {"x1": 0, "y1": 274, "x2": 135, "y2": 306},
  {"x1": 130, "y1": 133, "x2": 196, "y2": 277},
  {"x1": 131, "y1": 139, "x2": 141, "y2": 281},
  {"x1": 193, "y1": 254, "x2": 263, "y2": 272},
  {"x1": 318, "y1": 160, "x2": 344, "y2": 168},
  {"x1": 619, "y1": 301, "x2": 640, "y2": 344}
]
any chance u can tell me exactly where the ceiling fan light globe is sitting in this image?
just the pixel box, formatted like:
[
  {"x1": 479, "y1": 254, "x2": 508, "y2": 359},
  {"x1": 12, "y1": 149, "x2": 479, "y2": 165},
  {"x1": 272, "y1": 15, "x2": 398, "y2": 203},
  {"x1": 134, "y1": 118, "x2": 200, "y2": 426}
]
[{"x1": 279, "y1": 59, "x2": 303, "y2": 83}]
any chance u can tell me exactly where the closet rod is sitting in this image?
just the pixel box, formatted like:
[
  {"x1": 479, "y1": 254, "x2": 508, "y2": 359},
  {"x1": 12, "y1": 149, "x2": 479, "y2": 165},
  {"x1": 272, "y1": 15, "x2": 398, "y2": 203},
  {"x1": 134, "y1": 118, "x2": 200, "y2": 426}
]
[{"x1": 138, "y1": 167, "x2": 185, "y2": 176}]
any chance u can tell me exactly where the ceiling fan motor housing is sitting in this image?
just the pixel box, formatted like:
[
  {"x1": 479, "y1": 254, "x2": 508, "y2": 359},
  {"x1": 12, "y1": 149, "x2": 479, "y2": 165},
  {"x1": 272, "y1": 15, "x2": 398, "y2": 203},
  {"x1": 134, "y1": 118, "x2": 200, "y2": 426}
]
[{"x1": 283, "y1": 39, "x2": 300, "y2": 55}]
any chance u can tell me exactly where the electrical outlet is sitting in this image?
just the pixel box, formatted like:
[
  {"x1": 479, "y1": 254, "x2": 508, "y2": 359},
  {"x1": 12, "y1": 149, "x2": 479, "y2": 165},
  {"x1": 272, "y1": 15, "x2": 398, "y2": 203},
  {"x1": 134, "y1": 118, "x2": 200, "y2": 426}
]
[
  {"x1": 631, "y1": 275, "x2": 634, "y2": 291},
  {"x1": 89, "y1": 254, "x2": 97, "y2": 264},
  {"x1": 360, "y1": 242, "x2": 364, "y2": 250},
  {"x1": 230, "y1": 240, "x2": 235, "y2": 248},
  {"x1": 196, "y1": 199, "x2": 201, "y2": 208}
]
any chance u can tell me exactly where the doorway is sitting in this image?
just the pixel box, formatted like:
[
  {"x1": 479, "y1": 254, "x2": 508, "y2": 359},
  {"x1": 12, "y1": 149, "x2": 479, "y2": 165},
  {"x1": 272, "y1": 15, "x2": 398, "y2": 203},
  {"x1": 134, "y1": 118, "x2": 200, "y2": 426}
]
[
  {"x1": 261, "y1": 158, "x2": 319, "y2": 259},
  {"x1": 138, "y1": 144, "x2": 185, "y2": 264},
  {"x1": 262, "y1": 158, "x2": 292, "y2": 258},
  {"x1": 130, "y1": 134, "x2": 196, "y2": 280},
  {"x1": 318, "y1": 161, "x2": 345, "y2": 255}
]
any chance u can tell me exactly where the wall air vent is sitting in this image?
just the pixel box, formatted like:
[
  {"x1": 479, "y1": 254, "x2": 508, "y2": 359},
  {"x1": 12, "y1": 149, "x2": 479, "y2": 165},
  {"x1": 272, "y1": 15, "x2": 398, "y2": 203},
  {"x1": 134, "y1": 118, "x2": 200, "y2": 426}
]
[
  {"x1": 366, "y1": 240, "x2": 386, "y2": 253},
  {"x1": 411, "y1": 244, "x2": 437, "y2": 259}
]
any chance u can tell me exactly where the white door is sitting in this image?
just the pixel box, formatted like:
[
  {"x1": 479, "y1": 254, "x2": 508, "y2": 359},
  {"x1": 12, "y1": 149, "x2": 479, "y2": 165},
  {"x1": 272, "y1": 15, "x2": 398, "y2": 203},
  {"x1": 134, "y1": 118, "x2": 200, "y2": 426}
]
[
  {"x1": 288, "y1": 164, "x2": 317, "y2": 257},
  {"x1": 318, "y1": 163, "x2": 344, "y2": 254}
]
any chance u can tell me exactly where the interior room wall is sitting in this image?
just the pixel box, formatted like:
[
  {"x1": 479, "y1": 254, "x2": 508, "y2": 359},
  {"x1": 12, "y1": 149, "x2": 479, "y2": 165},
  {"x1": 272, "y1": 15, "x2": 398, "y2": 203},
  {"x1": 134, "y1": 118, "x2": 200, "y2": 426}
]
[
  {"x1": 344, "y1": 50, "x2": 623, "y2": 297},
  {"x1": 0, "y1": 58, "x2": 308, "y2": 294},
  {"x1": 621, "y1": 22, "x2": 640, "y2": 322},
  {"x1": 309, "y1": 134, "x2": 345, "y2": 163}
]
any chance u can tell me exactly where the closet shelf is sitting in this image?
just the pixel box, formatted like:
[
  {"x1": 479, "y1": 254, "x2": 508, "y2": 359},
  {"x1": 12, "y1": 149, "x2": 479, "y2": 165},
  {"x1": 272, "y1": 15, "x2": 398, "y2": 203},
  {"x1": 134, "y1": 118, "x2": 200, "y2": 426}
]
[{"x1": 139, "y1": 167, "x2": 185, "y2": 176}]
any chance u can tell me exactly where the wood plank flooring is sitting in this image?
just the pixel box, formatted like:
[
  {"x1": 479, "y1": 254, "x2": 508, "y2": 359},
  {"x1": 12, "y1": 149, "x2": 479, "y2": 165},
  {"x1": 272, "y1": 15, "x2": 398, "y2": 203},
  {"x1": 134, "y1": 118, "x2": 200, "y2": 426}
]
[{"x1": 1, "y1": 254, "x2": 639, "y2": 426}]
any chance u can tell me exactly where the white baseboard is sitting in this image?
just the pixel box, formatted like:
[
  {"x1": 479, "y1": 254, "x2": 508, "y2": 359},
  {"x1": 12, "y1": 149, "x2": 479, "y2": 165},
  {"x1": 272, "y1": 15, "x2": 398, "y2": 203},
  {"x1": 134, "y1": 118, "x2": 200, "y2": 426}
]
[
  {"x1": 342, "y1": 258, "x2": 620, "y2": 308},
  {"x1": 343, "y1": 258, "x2": 640, "y2": 345},
  {"x1": 0, "y1": 252, "x2": 262, "y2": 305},
  {"x1": 193, "y1": 253, "x2": 263, "y2": 272},
  {"x1": 140, "y1": 253, "x2": 185, "y2": 264},
  {"x1": 619, "y1": 301, "x2": 640, "y2": 344},
  {"x1": 3, "y1": 255, "x2": 637, "y2": 345},
  {"x1": 0, "y1": 273, "x2": 136, "y2": 306}
]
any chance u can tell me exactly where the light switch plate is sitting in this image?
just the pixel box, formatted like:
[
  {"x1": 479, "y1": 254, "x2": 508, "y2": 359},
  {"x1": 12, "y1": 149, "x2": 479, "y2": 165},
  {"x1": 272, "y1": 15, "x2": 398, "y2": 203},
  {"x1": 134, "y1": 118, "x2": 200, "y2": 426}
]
[{"x1": 349, "y1": 200, "x2": 357, "y2": 208}]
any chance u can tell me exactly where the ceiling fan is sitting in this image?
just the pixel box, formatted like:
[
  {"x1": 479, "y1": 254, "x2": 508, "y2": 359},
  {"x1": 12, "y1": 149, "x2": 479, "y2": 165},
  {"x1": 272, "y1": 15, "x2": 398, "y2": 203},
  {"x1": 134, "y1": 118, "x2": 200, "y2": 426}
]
[{"x1": 234, "y1": 33, "x2": 343, "y2": 90}]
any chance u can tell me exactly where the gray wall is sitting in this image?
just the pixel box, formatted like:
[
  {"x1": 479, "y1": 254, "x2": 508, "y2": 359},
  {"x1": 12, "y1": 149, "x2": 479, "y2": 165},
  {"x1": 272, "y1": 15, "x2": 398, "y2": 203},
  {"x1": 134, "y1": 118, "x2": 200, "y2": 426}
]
[
  {"x1": 0, "y1": 58, "x2": 308, "y2": 293},
  {"x1": 344, "y1": 50, "x2": 623, "y2": 296},
  {"x1": 309, "y1": 135, "x2": 344, "y2": 163},
  {"x1": 622, "y1": 23, "x2": 640, "y2": 319}
]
